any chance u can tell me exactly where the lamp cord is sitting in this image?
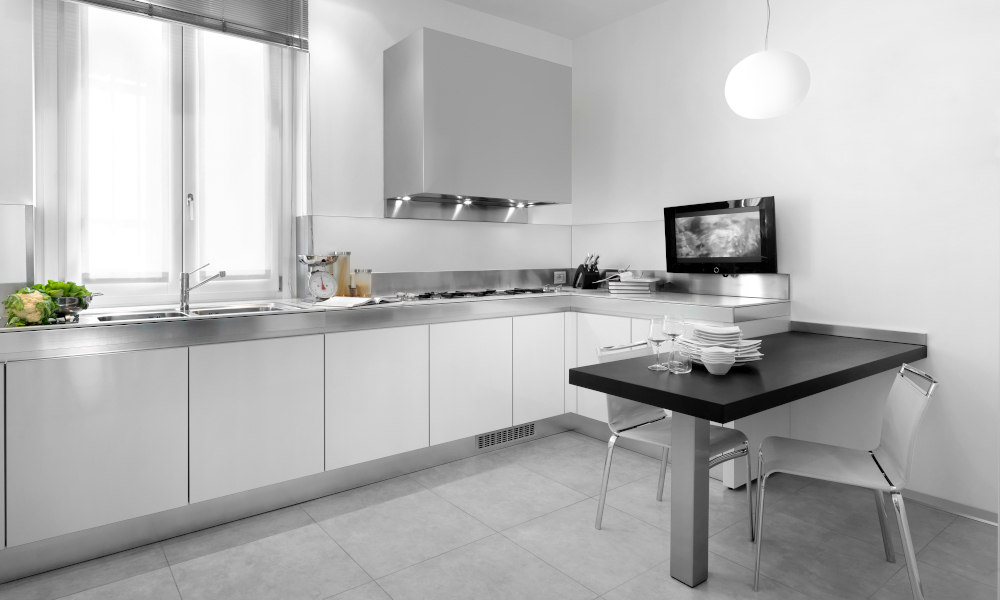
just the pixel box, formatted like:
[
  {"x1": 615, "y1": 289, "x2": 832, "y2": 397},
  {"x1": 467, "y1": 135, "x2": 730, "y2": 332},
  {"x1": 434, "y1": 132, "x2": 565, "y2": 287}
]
[{"x1": 765, "y1": 0, "x2": 771, "y2": 50}]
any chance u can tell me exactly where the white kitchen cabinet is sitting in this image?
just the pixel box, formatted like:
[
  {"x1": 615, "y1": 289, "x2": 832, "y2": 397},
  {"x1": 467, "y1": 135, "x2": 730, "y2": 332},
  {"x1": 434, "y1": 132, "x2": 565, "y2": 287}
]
[
  {"x1": 564, "y1": 312, "x2": 578, "y2": 413},
  {"x1": 576, "y1": 313, "x2": 632, "y2": 423},
  {"x1": 326, "y1": 326, "x2": 429, "y2": 470},
  {"x1": 513, "y1": 313, "x2": 564, "y2": 425},
  {"x1": 631, "y1": 318, "x2": 650, "y2": 344},
  {"x1": 430, "y1": 318, "x2": 513, "y2": 445},
  {"x1": 1, "y1": 364, "x2": 5, "y2": 549},
  {"x1": 6, "y1": 348, "x2": 188, "y2": 547},
  {"x1": 190, "y1": 335, "x2": 324, "y2": 503}
]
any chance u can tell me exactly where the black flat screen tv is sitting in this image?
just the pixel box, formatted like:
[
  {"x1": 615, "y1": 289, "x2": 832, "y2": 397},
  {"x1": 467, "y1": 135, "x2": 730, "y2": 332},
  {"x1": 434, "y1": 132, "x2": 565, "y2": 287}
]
[{"x1": 664, "y1": 197, "x2": 776, "y2": 274}]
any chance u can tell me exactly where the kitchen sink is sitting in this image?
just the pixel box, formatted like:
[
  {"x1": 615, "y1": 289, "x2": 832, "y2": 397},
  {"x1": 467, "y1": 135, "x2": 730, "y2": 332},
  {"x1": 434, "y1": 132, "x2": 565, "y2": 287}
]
[
  {"x1": 188, "y1": 303, "x2": 298, "y2": 316},
  {"x1": 96, "y1": 311, "x2": 188, "y2": 322}
]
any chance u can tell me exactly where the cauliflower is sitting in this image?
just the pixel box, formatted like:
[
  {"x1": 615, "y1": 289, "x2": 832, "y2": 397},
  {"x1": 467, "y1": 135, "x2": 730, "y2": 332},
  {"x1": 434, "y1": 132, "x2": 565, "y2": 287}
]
[{"x1": 3, "y1": 289, "x2": 56, "y2": 327}]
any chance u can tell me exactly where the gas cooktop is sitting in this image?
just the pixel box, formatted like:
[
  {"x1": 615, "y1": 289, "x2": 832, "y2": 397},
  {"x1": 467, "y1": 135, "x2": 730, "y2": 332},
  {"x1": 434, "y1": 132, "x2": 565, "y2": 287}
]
[{"x1": 416, "y1": 288, "x2": 546, "y2": 300}]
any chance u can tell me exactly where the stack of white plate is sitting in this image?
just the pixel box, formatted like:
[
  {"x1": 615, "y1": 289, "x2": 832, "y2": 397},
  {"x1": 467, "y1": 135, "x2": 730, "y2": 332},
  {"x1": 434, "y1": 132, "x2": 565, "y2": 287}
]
[
  {"x1": 693, "y1": 325, "x2": 742, "y2": 345},
  {"x1": 676, "y1": 324, "x2": 764, "y2": 370},
  {"x1": 700, "y1": 346, "x2": 735, "y2": 375}
]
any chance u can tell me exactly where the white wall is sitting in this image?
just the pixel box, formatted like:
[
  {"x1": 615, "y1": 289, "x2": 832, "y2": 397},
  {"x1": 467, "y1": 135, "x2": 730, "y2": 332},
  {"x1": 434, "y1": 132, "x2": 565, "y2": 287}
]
[
  {"x1": 572, "y1": 0, "x2": 1000, "y2": 512},
  {"x1": 310, "y1": 215, "x2": 570, "y2": 272},
  {"x1": 0, "y1": 0, "x2": 33, "y2": 207},
  {"x1": 308, "y1": 0, "x2": 573, "y2": 270}
]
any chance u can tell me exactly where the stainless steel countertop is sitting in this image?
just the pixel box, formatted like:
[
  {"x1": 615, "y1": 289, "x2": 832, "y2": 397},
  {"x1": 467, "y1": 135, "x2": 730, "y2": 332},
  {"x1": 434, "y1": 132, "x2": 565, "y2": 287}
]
[{"x1": 0, "y1": 290, "x2": 789, "y2": 362}]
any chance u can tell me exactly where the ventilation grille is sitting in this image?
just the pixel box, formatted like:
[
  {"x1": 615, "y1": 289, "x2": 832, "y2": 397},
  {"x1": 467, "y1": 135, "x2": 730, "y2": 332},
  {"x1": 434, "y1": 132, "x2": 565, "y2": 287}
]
[{"x1": 477, "y1": 423, "x2": 535, "y2": 449}]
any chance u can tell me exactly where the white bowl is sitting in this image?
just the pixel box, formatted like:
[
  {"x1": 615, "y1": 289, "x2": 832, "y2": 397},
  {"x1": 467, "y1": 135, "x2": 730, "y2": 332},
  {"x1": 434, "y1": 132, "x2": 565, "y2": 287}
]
[{"x1": 704, "y1": 361, "x2": 733, "y2": 375}]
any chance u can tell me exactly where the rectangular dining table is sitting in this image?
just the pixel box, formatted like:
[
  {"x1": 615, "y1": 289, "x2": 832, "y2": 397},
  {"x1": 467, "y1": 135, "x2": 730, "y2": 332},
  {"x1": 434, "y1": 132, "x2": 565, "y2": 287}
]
[{"x1": 568, "y1": 330, "x2": 927, "y2": 587}]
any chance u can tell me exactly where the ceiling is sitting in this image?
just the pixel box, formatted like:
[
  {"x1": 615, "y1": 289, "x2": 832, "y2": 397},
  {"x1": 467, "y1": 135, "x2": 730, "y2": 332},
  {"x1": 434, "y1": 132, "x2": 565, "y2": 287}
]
[{"x1": 443, "y1": 0, "x2": 670, "y2": 39}]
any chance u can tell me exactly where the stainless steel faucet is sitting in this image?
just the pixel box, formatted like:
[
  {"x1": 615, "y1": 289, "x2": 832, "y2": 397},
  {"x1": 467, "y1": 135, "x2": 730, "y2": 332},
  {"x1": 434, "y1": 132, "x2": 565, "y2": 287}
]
[{"x1": 180, "y1": 263, "x2": 226, "y2": 312}]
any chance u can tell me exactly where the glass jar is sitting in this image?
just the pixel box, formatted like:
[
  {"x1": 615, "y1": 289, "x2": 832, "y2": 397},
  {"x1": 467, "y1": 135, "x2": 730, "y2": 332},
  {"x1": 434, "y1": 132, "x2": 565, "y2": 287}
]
[
  {"x1": 353, "y1": 269, "x2": 372, "y2": 298},
  {"x1": 331, "y1": 251, "x2": 351, "y2": 296}
]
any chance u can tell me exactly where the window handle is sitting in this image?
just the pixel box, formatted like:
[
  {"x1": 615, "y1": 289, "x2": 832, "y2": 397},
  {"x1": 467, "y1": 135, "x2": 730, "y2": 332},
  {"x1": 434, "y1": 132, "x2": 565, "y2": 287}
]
[{"x1": 187, "y1": 193, "x2": 195, "y2": 221}]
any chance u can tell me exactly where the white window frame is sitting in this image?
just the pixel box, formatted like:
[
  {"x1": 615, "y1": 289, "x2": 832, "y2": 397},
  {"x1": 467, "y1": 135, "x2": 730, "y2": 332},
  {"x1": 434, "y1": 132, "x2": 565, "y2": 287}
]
[{"x1": 34, "y1": 0, "x2": 301, "y2": 308}]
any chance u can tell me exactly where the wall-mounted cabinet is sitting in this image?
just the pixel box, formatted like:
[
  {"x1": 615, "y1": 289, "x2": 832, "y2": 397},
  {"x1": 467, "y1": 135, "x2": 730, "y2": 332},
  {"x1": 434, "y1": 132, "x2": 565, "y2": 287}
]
[
  {"x1": 325, "y1": 326, "x2": 430, "y2": 470},
  {"x1": 6, "y1": 349, "x2": 188, "y2": 546},
  {"x1": 190, "y1": 336, "x2": 324, "y2": 503},
  {"x1": 384, "y1": 28, "x2": 571, "y2": 205}
]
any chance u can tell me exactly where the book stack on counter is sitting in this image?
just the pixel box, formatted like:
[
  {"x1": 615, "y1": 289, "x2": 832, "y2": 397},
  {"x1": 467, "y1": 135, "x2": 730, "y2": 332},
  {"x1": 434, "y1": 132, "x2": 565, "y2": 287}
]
[{"x1": 607, "y1": 278, "x2": 657, "y2": 295}]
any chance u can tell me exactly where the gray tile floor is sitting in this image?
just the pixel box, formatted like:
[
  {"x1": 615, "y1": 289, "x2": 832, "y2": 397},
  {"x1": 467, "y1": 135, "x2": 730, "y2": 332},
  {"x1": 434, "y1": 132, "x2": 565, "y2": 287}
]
[{"x1": 0, "y1": 431, "x2": 995, "y2": 600}]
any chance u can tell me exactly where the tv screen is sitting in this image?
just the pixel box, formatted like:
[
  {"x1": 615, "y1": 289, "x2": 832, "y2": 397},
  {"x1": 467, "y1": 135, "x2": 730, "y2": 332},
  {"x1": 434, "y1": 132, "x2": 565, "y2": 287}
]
[{"x1": 665, "y1": 197, "x2": 776, "y2": 274}]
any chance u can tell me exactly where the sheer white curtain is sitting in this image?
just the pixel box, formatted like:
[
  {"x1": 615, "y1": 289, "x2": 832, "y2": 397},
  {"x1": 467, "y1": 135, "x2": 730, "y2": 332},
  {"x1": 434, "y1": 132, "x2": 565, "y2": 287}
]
[
  {"x1": 35, "y1": 0, "x2": 181, "y2": 303},
  {"x1": 34, "y1": 0, "x2": 306, "y2": 306}
]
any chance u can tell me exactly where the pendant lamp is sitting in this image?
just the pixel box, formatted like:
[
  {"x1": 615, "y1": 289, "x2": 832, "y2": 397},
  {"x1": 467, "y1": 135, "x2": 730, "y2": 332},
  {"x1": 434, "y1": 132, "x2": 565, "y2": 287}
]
[{"x1": 725, "y1": 0, "x2": 809, "y2": 119}]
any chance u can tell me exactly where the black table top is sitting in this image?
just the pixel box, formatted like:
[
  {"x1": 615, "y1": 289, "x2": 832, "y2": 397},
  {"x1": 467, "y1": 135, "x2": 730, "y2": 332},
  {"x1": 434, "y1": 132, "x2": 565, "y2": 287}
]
[{"x1": 568, "y1": 331, "x2": 927, "y2": 422}]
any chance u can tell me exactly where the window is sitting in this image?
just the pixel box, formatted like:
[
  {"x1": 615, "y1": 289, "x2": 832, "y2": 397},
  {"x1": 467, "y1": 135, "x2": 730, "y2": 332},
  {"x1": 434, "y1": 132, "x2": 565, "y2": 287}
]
[
  {"x1": 82, "y1": 8, "x2": 175, "y2": 285},
  {"x1": 35, "y1": 0, "x2": 305, "y2": 305}
]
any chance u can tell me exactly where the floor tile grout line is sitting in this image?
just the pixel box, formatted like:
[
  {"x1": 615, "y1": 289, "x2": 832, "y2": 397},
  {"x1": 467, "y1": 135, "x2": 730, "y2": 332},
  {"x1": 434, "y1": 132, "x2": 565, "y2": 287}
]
[
  {"x1": 371, "y1": 579, "x2": 396, "y2": 600},
  {"x1": 708, "y1": 549, "x2": 828, "y2": 600},
  {"x1": 305, "y1": 478, "x2": 496, "y2": 583},
  {"x1": 10, "y1": 544, "x2": 171, "y2": 600},
  {"x1": 496, "y1": 526, "x2": 610, "y2": 597},
  {"x1": 371, "y1": 531, "x2": 496, "y2": 583},
  {"x1": 514, "y1": 453, "x2": 652, "y2": 497},
  {"x1": 162, "y1": 545, "x2": 186, "y2": 600},
  {"x1": 767, "y1": 486, "x2": 960, "y2": 563},
  {"x1": 591, "y1": 557, "x2": 668, "y2": 599},
  {"x1": 495, "y1": 496, "x2": 594, "y2": 534},
  {"x1": 405, "y1": 473, "x2": 501, "y2": 534},
  {"x1": 161, "y1": 505, "x2": 317, "y2": 569},
  {"x1": 713, "y1": 507, "x2": 908, "y2": 597},
  {"x1": 302, "y1": 503, "x2": 382, "y2": 586}
]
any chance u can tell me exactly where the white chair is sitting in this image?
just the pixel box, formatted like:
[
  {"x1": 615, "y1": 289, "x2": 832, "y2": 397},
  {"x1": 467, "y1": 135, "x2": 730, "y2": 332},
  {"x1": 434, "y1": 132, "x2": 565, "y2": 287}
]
[
  {"x1": 594, "y1": 341, "x2": 755, "y2": 541},
  {"x1": 753, "y1": 363, "x2": 939, "y2": 600}
]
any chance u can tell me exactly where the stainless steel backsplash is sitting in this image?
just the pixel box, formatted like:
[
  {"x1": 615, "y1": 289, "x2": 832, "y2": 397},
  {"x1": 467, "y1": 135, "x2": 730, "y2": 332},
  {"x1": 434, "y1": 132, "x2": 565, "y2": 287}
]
[{"x1": 371, "y1": 269, "x2": 569, "y2": 296}]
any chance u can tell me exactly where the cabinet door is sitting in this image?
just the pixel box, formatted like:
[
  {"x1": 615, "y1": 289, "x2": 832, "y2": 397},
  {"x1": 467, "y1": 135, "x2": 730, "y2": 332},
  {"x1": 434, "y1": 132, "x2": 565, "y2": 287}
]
[
  {"x1": 326, "y1": 326, "x2": 429, "y2": 470},
  {"x1": 513, "y1": 313, "x2": 564, "y2": 425},
  {"x1": 576, "y1": 313, "x2": 632, "y2": 423},
  {"x1": 190, "y1": 335, "x2": 324, "y2": 503},
  {"x1": 1, "y1": 365, "x2": 5, "y2": 549},
  {"x1": 7, "y1": 348, "x2": 188, "y2": 547},
  {"x1": 564, "y1": 312, "x2": 577, "y2": 413},
  {"x1": 430, "y1": 318, "x2": 513, "y2": 445}
]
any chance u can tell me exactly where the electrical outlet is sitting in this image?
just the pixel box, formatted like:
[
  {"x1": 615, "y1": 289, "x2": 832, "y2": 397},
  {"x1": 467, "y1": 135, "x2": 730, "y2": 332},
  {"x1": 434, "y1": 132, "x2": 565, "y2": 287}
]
[{"x1": 553, "y1": 271, "x2": 567, "y2": 284}]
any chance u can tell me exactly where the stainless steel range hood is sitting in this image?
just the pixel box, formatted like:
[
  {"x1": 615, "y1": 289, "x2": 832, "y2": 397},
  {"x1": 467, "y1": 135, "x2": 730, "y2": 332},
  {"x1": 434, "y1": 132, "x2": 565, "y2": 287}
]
[{"x1": 383, "y1": 28, "x2": 571, "y2": 222}]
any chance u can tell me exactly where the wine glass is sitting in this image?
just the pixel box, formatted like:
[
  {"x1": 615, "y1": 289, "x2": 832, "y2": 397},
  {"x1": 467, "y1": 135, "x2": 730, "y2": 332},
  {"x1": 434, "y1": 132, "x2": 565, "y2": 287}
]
[
  {"x1": 663, "y1": 316, "x2": 692, "y2": 373},
  {"x1": 647, "y1": 319, "x2": 670, "y2": 371}
]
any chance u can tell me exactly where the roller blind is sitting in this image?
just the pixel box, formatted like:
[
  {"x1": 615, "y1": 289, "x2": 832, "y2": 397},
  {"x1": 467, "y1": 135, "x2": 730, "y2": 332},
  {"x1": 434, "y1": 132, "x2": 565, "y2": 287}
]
[{"x1": 67, "y1": 0, "x2": 308, "y2": 49}]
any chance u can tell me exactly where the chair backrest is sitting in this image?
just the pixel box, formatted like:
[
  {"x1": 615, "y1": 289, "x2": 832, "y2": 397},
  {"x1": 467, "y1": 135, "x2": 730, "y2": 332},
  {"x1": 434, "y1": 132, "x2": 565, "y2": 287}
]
[
  {"x1": 596, "y1": 342, "x2": 667, "y2": 433},
  {"x1": 875, "y1": 363, "x2": 938, "y2": 485}
]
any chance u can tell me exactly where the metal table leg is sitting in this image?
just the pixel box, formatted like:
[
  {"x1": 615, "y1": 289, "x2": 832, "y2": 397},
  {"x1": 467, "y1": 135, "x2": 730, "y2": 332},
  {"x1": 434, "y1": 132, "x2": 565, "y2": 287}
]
[{"x1": 670, "y1": 413, "x2": 710, "y2": 587}]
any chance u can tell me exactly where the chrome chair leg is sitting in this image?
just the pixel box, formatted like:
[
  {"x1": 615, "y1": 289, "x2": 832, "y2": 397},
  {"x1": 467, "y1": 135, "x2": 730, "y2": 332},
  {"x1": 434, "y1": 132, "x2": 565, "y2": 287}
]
[
  {"x1": 891, "y1": 492, "x2": 924, "y2": 600},
  {"x1": 745, "y1": 444, "x2": 755, "y2": 541},
  {"x1": 595, "y1": 434, "x2": 618, "y2": 530},
  {"x1": 656, "y1": 446, "x2": 669, "y2": 501},
  {"x1": 874, "y1": 490, "x2": 896, "y2": 563},
  {"x1": 753, "y1": 454, "x2": 767, "y2": 591}
]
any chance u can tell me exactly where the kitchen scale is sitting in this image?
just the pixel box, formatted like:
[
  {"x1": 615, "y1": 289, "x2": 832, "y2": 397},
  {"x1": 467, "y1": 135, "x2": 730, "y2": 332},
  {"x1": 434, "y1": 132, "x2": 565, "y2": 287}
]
[{"x1": 298, "y1": 255, "x2": 340, "y2": 301}]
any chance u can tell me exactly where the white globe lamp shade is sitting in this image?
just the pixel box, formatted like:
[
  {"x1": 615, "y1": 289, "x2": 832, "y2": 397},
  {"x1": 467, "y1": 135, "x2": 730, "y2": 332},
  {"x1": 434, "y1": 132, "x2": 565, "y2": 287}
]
[{"x1": 725, "y1": 50, "x2": 810, "y2": 119}]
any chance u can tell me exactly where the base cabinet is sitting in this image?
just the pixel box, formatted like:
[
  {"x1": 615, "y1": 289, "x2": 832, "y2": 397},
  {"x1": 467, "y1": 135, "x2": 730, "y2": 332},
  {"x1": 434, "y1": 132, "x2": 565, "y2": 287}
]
[
  {"x1": 190, "y1": 335, "x2": 324, "y2": 503},
  {"x1": 430, "y1": 318, "x2": 513, "y2": 445},
  {"x1": 513, "y1": 313, "x2": 564, "y2": 425},
  {"x1": 6, "y1": 348, "x2": 188, "y2": 546},
  {"x1": 575, "y1": 313, "x2": 632, "y2": 423},
  {"x1": 326, "y1": 326, "x2": 430, "y2": 470}
]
